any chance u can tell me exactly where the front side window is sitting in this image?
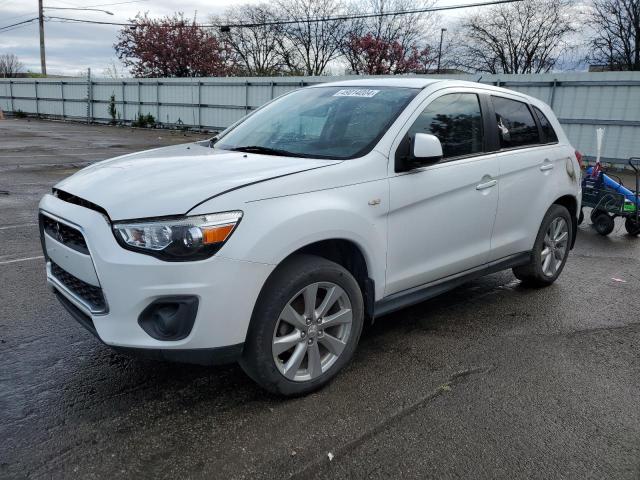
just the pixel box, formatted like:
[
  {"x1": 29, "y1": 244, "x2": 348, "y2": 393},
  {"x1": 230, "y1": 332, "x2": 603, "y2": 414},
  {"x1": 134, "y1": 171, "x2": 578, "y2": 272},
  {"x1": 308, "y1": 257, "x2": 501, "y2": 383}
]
[
  {"x1": 533, "y1": 106, "x2": 559, "y2": 143},
  {"x1": 216, "y1": 86, "x2": 419, "y2": 160},
  {"x1": 407, "y1": 93, "x2": 484, "y2": 159},
  {"x1": 492, "y1": 96, "x2": 540, "y2": 149}
]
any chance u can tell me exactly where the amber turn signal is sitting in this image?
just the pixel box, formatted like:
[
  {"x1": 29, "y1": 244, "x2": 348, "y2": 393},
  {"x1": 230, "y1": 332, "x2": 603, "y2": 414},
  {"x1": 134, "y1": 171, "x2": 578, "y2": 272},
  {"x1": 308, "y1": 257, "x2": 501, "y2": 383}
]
[{"x1": 202, "y1": 224, "x2": 236, "y2": 244}]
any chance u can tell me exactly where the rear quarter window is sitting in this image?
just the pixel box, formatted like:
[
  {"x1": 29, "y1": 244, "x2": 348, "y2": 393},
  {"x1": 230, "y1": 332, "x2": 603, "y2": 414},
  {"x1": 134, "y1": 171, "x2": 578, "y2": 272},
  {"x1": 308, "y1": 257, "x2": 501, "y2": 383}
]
[
  {"x1": 491, "y1": 96, "x2": 540, "y2": 149},
  {"x1": 533, "y1": 106, "x2": 559, "y2": 144}
]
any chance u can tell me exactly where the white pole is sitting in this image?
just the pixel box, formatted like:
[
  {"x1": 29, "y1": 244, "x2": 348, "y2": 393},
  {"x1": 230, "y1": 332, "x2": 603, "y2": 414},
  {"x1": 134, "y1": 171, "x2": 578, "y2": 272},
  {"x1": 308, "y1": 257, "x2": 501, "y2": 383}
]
[{"x1": 595, "y1": 127, "x2": 605, "y2": 166}]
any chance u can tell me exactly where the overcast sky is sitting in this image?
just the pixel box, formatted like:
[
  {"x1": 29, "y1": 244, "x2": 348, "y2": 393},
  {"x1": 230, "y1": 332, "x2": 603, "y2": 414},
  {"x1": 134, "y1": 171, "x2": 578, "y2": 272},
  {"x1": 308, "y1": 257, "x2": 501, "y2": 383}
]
[{"x1": 0, "y1": 0, "x2": 474, "y2": 76}]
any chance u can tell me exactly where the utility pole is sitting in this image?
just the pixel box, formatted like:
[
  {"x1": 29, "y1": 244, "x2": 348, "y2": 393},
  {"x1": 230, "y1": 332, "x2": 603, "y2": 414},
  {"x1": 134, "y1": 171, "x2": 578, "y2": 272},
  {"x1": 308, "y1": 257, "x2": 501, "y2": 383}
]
[
  {"x1": 437, "y1": 28, "x2": 447, "y2": 74},
  {"x1": 39, "y1": 0, "x2": 46, "y2": 76},
  {"x1": 35, "y1": 4, "x2": 112, "y2": 77}
]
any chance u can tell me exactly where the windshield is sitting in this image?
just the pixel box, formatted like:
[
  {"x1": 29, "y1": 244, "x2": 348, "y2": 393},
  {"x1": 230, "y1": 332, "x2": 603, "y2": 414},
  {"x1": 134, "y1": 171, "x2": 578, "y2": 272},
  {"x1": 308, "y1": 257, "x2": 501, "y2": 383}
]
[{"x1": 216, "y1": 86, "x2": 419, "y2": 160}]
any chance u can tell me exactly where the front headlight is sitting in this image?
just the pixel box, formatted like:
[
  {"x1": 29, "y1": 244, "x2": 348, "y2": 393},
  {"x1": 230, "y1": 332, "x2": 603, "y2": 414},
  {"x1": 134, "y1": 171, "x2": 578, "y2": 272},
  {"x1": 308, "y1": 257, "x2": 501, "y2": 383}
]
[{"x1": 112, "y1": 211, "x2": 242, "y2": 261}]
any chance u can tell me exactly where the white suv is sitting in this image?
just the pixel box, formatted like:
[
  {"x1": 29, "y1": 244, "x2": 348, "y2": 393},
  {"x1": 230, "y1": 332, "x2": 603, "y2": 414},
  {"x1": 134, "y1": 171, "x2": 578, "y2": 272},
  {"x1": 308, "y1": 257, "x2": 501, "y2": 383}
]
[{"x1": 39, "y1": 79, "x2": 581, "y2": 395}]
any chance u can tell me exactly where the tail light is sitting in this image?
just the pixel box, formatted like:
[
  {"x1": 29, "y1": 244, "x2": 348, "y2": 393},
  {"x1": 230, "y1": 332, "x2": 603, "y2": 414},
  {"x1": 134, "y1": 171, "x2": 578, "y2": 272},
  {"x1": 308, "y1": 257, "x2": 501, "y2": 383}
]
[{"x1": 575, "y1": 150, "x2": 584, "y2": 169}]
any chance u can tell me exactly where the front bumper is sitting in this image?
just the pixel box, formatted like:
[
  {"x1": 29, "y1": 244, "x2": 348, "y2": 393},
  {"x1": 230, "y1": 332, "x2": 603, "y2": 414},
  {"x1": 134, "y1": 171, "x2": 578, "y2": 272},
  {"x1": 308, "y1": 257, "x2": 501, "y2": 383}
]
[
  {"x1": 39, "y1": 193, "x2": 275, "y2": 356},
  {"x1": 54, "y1": 290, "x2": 244, "y2": 365}
]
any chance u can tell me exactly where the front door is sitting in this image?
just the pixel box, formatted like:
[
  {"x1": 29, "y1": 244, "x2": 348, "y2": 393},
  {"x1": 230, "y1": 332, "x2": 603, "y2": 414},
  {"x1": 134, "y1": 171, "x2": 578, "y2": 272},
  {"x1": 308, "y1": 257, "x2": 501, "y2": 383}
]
[{"x1": 385, "y1": 90, "x2": 499, "y2": 295}]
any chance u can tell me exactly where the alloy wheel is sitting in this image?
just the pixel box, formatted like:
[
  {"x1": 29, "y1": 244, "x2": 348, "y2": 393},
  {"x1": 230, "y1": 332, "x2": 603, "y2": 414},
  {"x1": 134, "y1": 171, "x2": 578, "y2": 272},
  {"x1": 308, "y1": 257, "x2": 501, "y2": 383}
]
[
  {"x1": 272, "y1": 282, "x2": 353, "y2": 382},
  {"x1": 541, "y1": 217, "x2": 569, "y2": 277}
]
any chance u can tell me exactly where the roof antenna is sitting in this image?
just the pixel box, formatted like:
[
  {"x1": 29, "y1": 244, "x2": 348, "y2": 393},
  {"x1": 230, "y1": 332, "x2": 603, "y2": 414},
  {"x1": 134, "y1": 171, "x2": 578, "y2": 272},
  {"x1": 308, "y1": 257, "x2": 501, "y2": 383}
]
[{"x1": 476, "y1": 75, "x2": 483, "y2": 83}]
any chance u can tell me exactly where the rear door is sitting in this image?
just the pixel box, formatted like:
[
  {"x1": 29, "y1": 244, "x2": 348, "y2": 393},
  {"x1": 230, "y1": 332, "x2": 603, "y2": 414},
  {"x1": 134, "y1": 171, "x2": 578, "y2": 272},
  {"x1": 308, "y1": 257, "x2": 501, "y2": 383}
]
[
  {"x1": 488, "y1": 94, "x2": 565, "y2": 260},
  {"x1": 385, "y1": 89, "x2": 499, "y2": 295}
]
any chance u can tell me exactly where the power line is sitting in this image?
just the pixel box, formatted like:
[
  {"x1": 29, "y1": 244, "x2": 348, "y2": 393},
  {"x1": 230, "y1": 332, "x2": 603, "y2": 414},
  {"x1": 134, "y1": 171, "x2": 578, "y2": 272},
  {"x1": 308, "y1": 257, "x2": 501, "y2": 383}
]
[
  {"x1": 50, "y1": 0, "x2": 83, "y2": 7},
  {"x1": 82, "y1": 0, "x2": 149, "y2": 7},
  {"x1": 43, "y1": 0, "x2": 524, "y2": 29},
  {"x1": 0, "y1": 3, "x2": 140, "y2": 29},
  {"x1": 45, "y1": 16, "x2": 136, "y2": 26},
  {"x1": 0, "y1": 11, "x2": 39, "y2": 23},
  {"x1": 0, "y1": 22, "x2": 37, "y2": 33},
  {"x1": 46, "y1": 6, "x2": 115, "y2": 15},
  {"x1": 221, "y1": 0, "x2": 525, "y2": 28},
  {"x1": 0, "y1": 17, "x2": 39, "y2": 32}
]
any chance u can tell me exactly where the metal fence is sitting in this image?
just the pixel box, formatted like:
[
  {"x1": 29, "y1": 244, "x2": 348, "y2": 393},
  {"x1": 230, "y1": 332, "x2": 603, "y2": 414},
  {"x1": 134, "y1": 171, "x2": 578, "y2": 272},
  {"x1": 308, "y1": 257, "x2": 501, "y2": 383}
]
[{"x1": 1, "y1": 71, "x2": 639, "y2": 165}]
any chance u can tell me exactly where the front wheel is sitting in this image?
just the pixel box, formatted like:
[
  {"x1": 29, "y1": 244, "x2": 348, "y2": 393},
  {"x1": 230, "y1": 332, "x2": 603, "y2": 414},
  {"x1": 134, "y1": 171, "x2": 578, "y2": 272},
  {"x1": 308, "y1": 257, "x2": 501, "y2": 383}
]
[
  {"x1": 513, "y1": 205, "x2": 572, "y2": 287},
  {"x1": 240, "y1": 254, "x2": 364, "y2": 396}
]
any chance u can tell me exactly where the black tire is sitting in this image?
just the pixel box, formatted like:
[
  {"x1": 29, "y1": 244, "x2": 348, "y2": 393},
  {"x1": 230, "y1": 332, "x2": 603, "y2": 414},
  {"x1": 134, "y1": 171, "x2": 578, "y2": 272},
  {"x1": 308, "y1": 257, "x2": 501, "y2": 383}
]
[
  {"x1": 593, "y1": 212, "x2": 615, "y2": 236},
  {"x1": 625, "y1": 217, "x2": 640, "y2": 236},
  {"x1": 590, "y1": 208, "x2": 605, "y2": 224},
  {"x1": 578, "y1": 209, "x2": 584, "y2": 226},
  {"x1": 513, "y1": 204, "x2": 573, "y2": 287},
  {"x1": 239, "y1": 254, "x2": 364, "y2": 396}
]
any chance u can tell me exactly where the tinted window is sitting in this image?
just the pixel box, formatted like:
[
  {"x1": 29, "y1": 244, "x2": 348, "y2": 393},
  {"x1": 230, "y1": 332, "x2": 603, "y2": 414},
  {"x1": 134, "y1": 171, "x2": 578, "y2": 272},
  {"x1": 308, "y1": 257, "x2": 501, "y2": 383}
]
[
  {"x1": 533, "y1": 106, "x2": 558, "y2": 143},
  {"x1": 408, "y1": 93, "x2": 484, "y2": 159},
  {"x1": 217, "y1": 86, "x2": 419, "y2": 160},
  {"x1": 491, "y1": 96, "x2": 540, "y2": 148}
]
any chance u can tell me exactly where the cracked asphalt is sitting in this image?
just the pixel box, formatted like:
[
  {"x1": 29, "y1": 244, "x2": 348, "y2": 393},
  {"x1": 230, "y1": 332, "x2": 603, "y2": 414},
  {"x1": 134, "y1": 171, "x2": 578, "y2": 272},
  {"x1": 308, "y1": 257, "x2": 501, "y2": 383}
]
[{"x1": 1, "y1": 119, "x2": 640, "y2": 479}]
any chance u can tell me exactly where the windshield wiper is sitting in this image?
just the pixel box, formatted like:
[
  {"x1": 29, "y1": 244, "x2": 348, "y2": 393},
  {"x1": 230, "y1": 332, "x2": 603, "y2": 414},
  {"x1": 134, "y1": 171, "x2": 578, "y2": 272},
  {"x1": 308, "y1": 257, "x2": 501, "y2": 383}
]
[{"x1": 229, "y1": 145, "x2": 302, "y2": 157}]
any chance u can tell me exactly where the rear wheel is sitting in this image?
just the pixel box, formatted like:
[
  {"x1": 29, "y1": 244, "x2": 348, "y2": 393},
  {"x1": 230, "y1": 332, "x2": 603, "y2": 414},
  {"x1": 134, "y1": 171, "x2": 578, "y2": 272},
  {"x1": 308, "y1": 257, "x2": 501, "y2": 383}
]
[
  {"x1": 625, "y1": 217, "x2": 640, "y2": 236},
  {"x1": 240, "y1": 254, "x2": 364, "y2": 396},
  {"x1": 593, "y1": 212, "x2": 615, "y2": 236},
  {"x1": 513, "y1": 205, "x2": 572, "y2": 287}
]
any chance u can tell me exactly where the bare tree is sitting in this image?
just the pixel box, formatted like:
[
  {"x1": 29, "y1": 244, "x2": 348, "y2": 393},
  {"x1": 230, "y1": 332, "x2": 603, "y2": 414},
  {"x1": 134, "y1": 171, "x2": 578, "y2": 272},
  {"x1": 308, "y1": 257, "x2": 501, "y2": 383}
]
[
  {"x1": 349, "y1": 0, "x2": 436, "y2": 48},
  {"x1": 273, "y1": 0, "x2": 350, "y2": 75},
  {"x1": 455, "y1": 0, "x2": 576, "y2": 74},
  {"x1": 102, "y1": 59, "x2": 126, "y2": 79},
  {"x1": 586, "y1": 0, "x2": 640, "y2": 71},
  {"x1": 341, "y1": 0, "x2": 438, "y2": 74},
  {"x1": 214, "y1": 4, "x2": 287, "y2": 76},
  {"x1": 211, "y1": 0, "x2": 441, "y2": 76},
  {"x1": 0, "y1": 54, "x2": 24, "y2": 78}
]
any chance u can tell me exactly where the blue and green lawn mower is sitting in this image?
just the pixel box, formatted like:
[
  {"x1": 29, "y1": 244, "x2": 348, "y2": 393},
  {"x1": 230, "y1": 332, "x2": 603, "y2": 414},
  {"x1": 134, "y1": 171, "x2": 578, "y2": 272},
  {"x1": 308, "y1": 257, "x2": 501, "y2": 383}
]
[{"x1": 580, "y1": 158, "x2": 640, "y2": 236}]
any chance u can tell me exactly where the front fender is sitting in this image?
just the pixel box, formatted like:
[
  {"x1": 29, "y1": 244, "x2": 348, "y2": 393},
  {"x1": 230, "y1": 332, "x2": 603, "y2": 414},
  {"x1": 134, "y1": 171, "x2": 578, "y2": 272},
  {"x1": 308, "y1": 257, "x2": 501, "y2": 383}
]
[{"x1": 213, "y1": 180, "x2": 389, "y2": 300}]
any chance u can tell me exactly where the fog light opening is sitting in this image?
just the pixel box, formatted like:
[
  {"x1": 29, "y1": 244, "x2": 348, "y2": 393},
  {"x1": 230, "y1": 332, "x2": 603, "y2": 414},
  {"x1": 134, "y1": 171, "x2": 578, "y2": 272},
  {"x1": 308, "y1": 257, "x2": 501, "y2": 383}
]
[{"x1": 138, "y1": 296, "x2": 199, "y2": 341}]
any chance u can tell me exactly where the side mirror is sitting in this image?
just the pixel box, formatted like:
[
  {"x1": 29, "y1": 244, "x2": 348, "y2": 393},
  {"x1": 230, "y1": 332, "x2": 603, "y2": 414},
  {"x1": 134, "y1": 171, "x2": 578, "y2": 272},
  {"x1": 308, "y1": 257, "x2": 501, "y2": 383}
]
[
  {"x1": 395, "y1": 133, "x2": 443, "y2": 173},
  {"x1": 413, "y1": 133, "x2": 443, "y2": 163}
]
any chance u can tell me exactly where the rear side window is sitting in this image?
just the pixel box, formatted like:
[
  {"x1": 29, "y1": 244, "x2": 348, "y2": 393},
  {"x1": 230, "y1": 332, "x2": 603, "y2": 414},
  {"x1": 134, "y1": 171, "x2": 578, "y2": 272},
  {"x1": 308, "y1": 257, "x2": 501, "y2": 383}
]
[
  {"x1": 408, "y1": 93, "x2": 484, "y2": 159},
  {"x1": 533, "y1": 106, "x2": 558, "y2": 143},
  {"x1": 491, "y1": 96, "x2": 540, "y2": 149}
]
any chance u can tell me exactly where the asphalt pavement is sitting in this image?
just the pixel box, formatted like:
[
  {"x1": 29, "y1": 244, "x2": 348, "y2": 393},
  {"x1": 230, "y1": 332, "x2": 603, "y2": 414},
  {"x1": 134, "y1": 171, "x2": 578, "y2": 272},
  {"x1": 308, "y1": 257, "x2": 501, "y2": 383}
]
[{"x1": 1, "y1": 119, "x2": 639, "y2": 479}]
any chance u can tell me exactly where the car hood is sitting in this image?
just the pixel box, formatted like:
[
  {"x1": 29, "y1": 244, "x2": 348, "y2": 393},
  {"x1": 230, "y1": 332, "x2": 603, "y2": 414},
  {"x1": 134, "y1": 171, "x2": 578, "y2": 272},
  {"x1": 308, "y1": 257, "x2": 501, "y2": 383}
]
[{"x1": 54, "y1": 142, "x2": 341, "y2": 220}]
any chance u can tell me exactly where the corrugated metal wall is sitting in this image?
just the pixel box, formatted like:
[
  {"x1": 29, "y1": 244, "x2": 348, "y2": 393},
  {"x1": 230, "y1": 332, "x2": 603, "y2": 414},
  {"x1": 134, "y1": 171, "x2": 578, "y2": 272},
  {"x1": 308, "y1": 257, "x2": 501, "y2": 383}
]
[{"x1": 1, "y1": 72, "x2": 639, "y2": 164}]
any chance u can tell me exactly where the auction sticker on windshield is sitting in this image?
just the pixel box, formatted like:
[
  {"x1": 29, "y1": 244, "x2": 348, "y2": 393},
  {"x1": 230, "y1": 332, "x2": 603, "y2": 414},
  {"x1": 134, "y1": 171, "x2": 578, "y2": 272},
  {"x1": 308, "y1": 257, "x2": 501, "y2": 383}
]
[{"x1": 333, "y1": 89, "x2": 380, "y2": 98}]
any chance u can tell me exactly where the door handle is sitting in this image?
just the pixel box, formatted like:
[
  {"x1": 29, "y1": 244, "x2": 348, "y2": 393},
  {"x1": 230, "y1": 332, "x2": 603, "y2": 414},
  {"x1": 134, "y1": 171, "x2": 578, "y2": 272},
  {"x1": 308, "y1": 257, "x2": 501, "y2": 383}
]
[
  {"x1": 476, "y1": 179, "x2": 497, "y2": 190},
  {"x1": 540, "y1": 161, "x2": 554, "y2": 171}
]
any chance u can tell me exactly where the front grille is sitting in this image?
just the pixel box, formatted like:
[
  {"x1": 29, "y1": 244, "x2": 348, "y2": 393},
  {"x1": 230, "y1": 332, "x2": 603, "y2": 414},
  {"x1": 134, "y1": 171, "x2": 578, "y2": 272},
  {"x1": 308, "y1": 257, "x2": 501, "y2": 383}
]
[
  {"x1": 40, "y1": 214, "x2": 89, "y2": 254},
  {"x1": 51, "y1": 261, "x2": 106, "y2": 312}
]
